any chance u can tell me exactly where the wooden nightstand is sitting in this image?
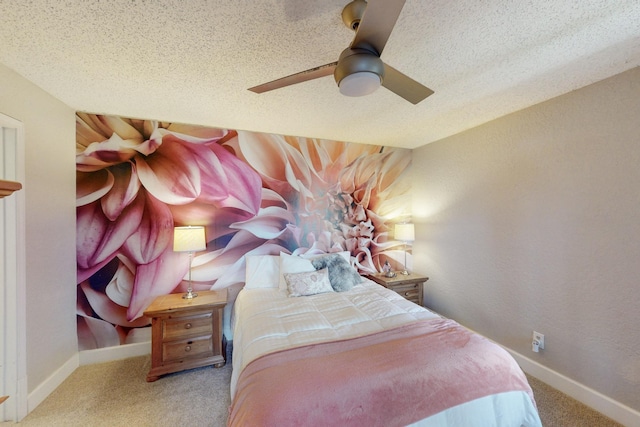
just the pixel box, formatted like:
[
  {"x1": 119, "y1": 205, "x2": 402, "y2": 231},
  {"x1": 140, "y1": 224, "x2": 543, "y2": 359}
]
[
  {"x1": 144, "y1": 289, "x2": 227, "y2": 382},
  {"x1": 367, "y1": 273, "x2": 429, "y2": 306}
]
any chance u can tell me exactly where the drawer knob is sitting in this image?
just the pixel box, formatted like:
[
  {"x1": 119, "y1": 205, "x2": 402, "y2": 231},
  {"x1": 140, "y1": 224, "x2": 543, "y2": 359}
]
[
  {"x1": 184, "y1": 323, "x2": 192, "y2": 329},
  {"x1": 184, "y1": 345, "x2": 192, "y2": 352},
  {"x1": 405, "y1": 292, "x2": 410, "y2": 296}
]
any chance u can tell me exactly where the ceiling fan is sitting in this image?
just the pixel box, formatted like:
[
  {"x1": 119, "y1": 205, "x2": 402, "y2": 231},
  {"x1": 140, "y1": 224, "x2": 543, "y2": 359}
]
[{"x1": 248, "y1": 0, "x2": 434, "y2": 104}]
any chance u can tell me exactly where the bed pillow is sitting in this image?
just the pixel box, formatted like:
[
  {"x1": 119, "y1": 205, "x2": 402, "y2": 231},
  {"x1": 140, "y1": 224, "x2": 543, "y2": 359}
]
[
  {"x1": 311, "y1": 253, "x2": 363, "y2": 292},
  {"x1": 245, "y1": 255, "x2": 280, "y2": 289},
  {"x1": 283, "y1": 268, "x2": 334, "y2": 297},
  {"x1": 279, "y1": 252, "x2": 315, "y2": 291}
]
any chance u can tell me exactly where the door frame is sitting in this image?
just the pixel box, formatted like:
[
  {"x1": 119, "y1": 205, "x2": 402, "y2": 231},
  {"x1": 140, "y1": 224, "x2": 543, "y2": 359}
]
[{"x1": 0, "y1": 113, "x2": 27, "y2": 421}]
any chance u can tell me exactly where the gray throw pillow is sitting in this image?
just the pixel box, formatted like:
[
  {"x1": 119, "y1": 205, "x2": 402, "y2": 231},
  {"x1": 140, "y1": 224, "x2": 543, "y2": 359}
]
[{"x1": 311, "y1": 253, "x2": 362, "y2": 292}]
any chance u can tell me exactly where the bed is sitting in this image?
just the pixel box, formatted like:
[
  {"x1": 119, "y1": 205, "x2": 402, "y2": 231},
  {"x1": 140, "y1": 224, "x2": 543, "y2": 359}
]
[{"x1": 227, "y1": 253, "x2": 542, "y2": 427}]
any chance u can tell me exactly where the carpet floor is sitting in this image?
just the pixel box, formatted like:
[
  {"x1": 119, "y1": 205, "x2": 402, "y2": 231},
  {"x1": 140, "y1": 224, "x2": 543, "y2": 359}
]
[{"x1": 1, "y1": 349, "x2": 624, "y2": 426}]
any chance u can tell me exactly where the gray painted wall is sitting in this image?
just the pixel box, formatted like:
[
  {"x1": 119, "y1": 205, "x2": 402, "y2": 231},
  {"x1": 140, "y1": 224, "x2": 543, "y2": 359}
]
[{"x1": 412, "y1": 67, "x2": 640, "y2": 411}]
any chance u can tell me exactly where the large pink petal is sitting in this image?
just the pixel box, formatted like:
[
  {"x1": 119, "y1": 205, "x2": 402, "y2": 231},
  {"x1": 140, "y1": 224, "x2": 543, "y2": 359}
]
[
  {"x1": 297, "y1": 138, "x2": 346, "y2": 172},
  {"x1": 259, "y1": 188, "x2": 289, "y2": 209},
  {"x1": 353, "y1": 246, "x2": 377, "y2": 274},
  {"x1": 127, "y1": 249, "x2": 187, "y2": 321},
  {"x1": 76, "y1": 132, "x2": 138, "y2": 172},
  {"x1": 76, "y1": 113, "x2": 111, "y2": 150},
  {"x1": 200, "y1": 142, "x2": 262, "y2": 214},
  {"x1": 188, "y1": 231, "x2": 287, "y2": 287},
  {"x1": 135, "y1": 137, "x2": 202, "y2": 205},
  {"x1": 77, "y1": 315, "x2": 122, "y2": 350},
  {"x1": 76, "y1": 169, "x2": 114, "y2": 207},
  {"x1": 296, "y1": 138, "x2": 355, "y2": 186},
  {"x1": 105, "y1": 255, "x2": 136, "y2": 307},
  {"x1": 121, "y1": 192, "x2": 173, "y2": 264},
  {"x1": 244, "y1": 242, "x2": 290, "y2": 257},
  {"x1": 162, "y1": 136, "x2": 262, "y2": 215},
  {"x1": 77, "y1": 281, "x2": 124, "y2": 350},
  {"x1": 231, "y1": 206, "x2": 295, "y2": 239},
  {"x1": 190, "y1": 142, "x2": 232, "y2": 202},
  {"x1": 169, "y1": 201, "x2": 255, "y2": 243},
  {"x1": 131, "y1": 124, "x2": 163, "y2": 156},
  {"x1": 186, "y1": 248, "x2": 246, "y2": 290},
  {"x1": 80, "y1": 114, "x2": 147, "y2": 142},
  {"x1": 194, "y1": 242, "x2": 291, "y2": 290},
  {"x1": 376, "y1": 149, "x2": 411, "y2": 192},
  {"x1": 78, "y1": 116, "x2": 161, "y2": 157},
  {"x1": 76, "y1": 194, "x2": 145, "y2": 270},
  {"x1": 237, "y1": 131, "x2": 312, "y2": 196},
  {"x1": 77, "y1": 255, "x2": 115, "y2": 284},
  {"x1": 81, "y1": 281, "x2": 150, "y2": 328},
  {"x1": 100, "y1": 162, "x2": 141, "y2": 221},
  {"x1": 163, "y1": 125, "x2": 228, "y2": 143}
]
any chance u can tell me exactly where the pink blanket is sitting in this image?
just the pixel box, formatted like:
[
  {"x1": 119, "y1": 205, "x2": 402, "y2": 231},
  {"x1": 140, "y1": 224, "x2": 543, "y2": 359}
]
[{"x1": 228, "y1": 318, "x2": 536, "y2": 427}]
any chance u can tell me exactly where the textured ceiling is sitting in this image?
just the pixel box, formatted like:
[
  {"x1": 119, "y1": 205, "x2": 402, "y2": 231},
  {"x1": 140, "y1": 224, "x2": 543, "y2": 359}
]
[{"x1": 1, "y1": 0, "x2": 640, "y2": 149}]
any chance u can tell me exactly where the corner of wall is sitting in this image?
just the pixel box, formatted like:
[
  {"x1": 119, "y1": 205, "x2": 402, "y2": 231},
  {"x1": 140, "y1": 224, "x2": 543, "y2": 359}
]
[{"x1": 26, "y1": 353, "x2": 79, "y2": 418}]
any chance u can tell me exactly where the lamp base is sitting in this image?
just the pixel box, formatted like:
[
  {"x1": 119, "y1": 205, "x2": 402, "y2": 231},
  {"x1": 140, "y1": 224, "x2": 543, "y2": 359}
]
[
  {"x1": 182, "y1": 289, "x2": 198, "y2": 299},
  {"x1": 400, "y1": 270, "x2": 410, "y2": 275}
]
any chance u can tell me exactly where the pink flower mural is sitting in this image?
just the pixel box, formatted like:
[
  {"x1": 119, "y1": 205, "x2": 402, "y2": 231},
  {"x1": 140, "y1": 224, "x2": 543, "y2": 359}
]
[{"x1": 76, "y1": 114, "x2": 412, "y2": 350}]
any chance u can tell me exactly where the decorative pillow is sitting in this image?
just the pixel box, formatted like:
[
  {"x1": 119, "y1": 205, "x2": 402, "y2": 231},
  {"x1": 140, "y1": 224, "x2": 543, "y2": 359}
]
[
  {"x1": 311, "y1": 253, "x2": 363, "y2": 292},
  {"x1": 284, "y1": 268, "x2": 334, "y2": 297},
  {"x1": 278, "y1": 252, "x2": 315, "y2": 291},
  {"x1": 245, "y1": 255, "x2": 280, "y2": 289}
]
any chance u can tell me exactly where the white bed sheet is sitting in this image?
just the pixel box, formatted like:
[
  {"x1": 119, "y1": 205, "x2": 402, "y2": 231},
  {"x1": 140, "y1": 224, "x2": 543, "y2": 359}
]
[{"x1": 230, "y1": 279, "x2": 542, "y2": 427}]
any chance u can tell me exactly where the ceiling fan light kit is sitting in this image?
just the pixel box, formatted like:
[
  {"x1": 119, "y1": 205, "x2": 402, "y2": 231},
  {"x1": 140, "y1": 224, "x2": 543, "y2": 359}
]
[
  {"x1": 339, "y1": 72, "x2": 381, "y2": 97},
  {"x1": 249, "y1": 0, "x2": 433, "y2": 104},
  {"x1": 335, "y1": 47, "x2": 384, "y2": 97}
]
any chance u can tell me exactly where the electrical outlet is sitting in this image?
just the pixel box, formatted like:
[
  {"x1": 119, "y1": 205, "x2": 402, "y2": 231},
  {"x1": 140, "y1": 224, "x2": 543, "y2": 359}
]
[{"x1": 533, "y1": 331, "x2": 544, "y2": 350}]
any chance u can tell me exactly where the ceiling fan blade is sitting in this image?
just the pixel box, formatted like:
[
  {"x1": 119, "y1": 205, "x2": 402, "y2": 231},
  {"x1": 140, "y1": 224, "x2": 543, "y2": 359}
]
[
  {"x1": 382, "y1": 63, "x2": 434, "y2": 104},
  {"x1": 351, "y1": 0, "x2": 406, "y2": 55},
  {"x1": 249, "y1": 62, "x2": 338, "y2": 94}
]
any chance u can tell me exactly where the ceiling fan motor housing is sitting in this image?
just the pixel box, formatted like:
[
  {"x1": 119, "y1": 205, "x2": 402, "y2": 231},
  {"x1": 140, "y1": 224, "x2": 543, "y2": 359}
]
[{"x1": 334, "y1": 47, "x2": 384, "y2": 97}]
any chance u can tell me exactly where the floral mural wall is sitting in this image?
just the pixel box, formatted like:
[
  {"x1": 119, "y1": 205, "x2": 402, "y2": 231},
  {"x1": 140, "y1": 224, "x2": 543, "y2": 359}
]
[{"x1": 76, "y1": 113, "x2": 413, "y2": 350}]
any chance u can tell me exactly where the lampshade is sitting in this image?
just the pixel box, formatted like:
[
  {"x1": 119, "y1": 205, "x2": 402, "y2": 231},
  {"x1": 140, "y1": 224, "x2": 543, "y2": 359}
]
[
  {"x1": 339, "y1": 72, "x2": 381, "y2": 97},
  {"x1": 394, "y1": 223, "x2": 415, "y2": 242},
  {"x1": 173, "y1": 226, "x2": 206, "y2": 252}
]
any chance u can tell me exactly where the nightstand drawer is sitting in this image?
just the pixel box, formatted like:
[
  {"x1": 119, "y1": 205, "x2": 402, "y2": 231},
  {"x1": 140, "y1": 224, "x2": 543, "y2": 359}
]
[
  {"x1": 162, "y1": 312, "x2": 213, "y2": 341},
  {"x1": 392, "y1": 283, "x2": 420, "y2": 301},
  {"x1": 162, "y1": 335, "x2": 214, "y2": 363}
]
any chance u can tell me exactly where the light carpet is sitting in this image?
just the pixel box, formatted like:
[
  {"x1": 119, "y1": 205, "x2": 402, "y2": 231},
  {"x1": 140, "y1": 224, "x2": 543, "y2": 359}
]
[{"x1": 1, "y1": 348, "x2": 623, "y2": 426}]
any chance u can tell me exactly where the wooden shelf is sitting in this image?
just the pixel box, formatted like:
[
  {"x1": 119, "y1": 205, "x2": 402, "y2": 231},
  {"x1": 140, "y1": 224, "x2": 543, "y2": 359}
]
[{"x1": 0, "y1": 179, "x2": 22, "y2": 198}]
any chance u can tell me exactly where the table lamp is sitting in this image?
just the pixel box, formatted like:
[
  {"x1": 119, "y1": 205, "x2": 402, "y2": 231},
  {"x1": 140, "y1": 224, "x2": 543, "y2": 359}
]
[
  {"x1": 394, "y1": 223, "x2": 414, "y2": 275},
  {"x1": 173, "y1": 226, "x2": 206, "y2": 299}
]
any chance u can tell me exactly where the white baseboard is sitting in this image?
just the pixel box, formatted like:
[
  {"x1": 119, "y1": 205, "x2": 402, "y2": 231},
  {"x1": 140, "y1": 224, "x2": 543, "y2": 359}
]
[
  {"x1": 27, "y1": 353, "x2": 78, "y2": 416},
  {"x1": 24, "y1": 342, "x2": 151, "y2": 420},
  {"x1": 507, "y1": 348, "x2": 640, "y2": 427},
  {"x1": 79, "y1": 341, "x2": 151, "y2": 366}
]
